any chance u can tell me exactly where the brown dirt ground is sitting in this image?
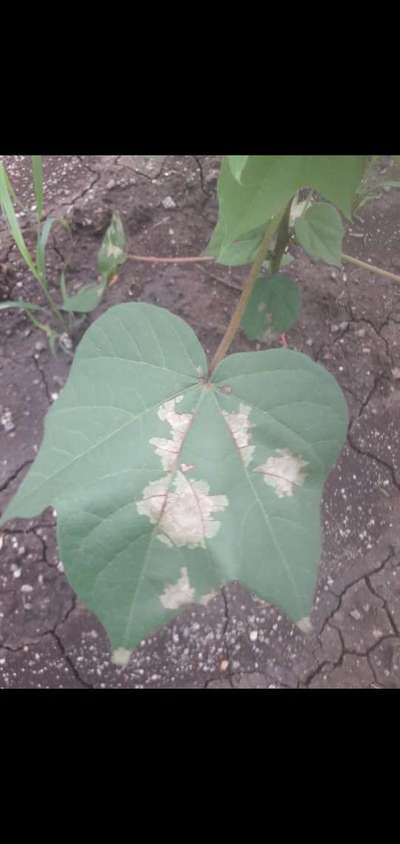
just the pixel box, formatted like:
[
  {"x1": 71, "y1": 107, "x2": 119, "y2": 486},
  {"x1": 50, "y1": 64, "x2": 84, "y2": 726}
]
[{"x1": 1, "y1": 155, "x2": 400, "y2": 688}]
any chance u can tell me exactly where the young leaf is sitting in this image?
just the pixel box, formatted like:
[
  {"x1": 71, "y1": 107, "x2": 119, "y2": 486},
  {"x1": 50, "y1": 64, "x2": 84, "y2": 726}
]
[
  {"x1": 227, "y1": 156, "x2": 249, "y2": 183},
  {"x1": 0, "y1": 303, "x2": 347, "y2": 653},
  {"x1": 217, "y1": 156, "x2": 368, "y2": 246},
  {"x1": 242, "y1": 274, "x2": 301, "y2": 341},
  {"x1": 0, "y1": 164, "x2": 38, "y2": 279},
  {"x1": 289, "y1": 193, "x2": 313, "y2": 228},
  {"x1": 97, "y1": 211, "x2": 127, "y2": 280},
  {"x1": 294, "y1": 202, "x2": 344, "y2": 267},
  {"x1": 60, "y1": 280, "x2": 107, "y2": 313},
  {"x1": 31, "y1": 156, "x2": 44, "y2": 221}
]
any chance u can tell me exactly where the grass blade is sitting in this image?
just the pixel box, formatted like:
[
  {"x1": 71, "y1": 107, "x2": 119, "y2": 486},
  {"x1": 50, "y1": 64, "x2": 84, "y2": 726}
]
[
  {"x1": 0, "y1": 300, "x2": 45, "y2": 312},
  {"x1": 36, "y1": 217, "x2": 55, "y2": 284},
  {"x1": 59, "y1": 271, "x2": 68, "y2": 303},
  {"x1": 31, "y1": 156, "x2": 44, "y2": 221},
  {"x1": 3, "y1": 167, "x2": 17, "y2": 205},
  {"x1": 0, "y1": 164, "x2": 38, "y2": 279}
]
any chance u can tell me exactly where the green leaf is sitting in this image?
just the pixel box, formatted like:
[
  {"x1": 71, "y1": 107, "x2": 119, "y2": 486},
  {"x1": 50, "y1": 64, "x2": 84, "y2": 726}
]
[
  {"x1": 3, "y1": 167, "x2": 17, "y2": 205},
  {"x1": 217, "y1": 156, "x2": 368, "y2": 245},
  {"x1": 294, "y1": 202, "x2": 344, "y2": 267},
  {"x1": 31, "y1": 156, "x2": 44, "y2": 221},
  {"x1": 0, "y1": 303, "x2": 347, "y2": 653},
  {"x1": 60, "y1": 280, "x2": 107, "y2": 313},
  {"x1": 206, "y1": 220, "x2": 266, "y2": 266},
  {"x1": 242, "y1": 274, "x2": 301, "y2": 341},
  {"x1": 204, "y1": 215, "x2": 225, "y2": 258},
  {"x1": 36, "y1": 217, "x2": 55, "y2": 284},
  {"x1": 0, "y1": 164, "x2": 38, "y2": 279},
  {"x1": 228, "y1": 156, "x2": 249, "y2": 183},
  {"x1": 97, "y1": 211, "x2": 127, "y2": 280},
  {"x1": 0, "y1": 300, "x2": 45, "y2": 312}
]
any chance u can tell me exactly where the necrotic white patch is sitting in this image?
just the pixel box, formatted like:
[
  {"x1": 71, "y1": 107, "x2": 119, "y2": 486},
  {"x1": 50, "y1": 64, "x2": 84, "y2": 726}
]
[
  {"x1": 222, "y1": 403, "x2": 255, "y2": 467},
  {"x1": 255, "y1": 448, "x2": 308, "y2": 497},
  {"x1": 160, "y1": 566, "x2": 195, "y2": 609},
  {"x1": 107, "y1": 242, "x2": 123, "y2": 259},
  {"x1": 150, "y1": 396, "x2": 192, "y2": 472},
  {"x1": 137, "y1": 471, "x2": 228, "y2": 548},
  {"x1": 199, "y1": 591, "x2": 217, "y2": 606}
]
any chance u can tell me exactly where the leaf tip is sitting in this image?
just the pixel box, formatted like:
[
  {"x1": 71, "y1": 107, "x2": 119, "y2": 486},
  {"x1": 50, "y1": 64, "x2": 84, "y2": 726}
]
[{"x1": 296, "y1": 616, "x2": 314, "y2": 635}]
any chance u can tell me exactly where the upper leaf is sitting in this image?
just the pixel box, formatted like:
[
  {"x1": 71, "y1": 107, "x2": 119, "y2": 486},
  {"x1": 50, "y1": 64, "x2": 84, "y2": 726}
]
[
  {"x1": 205, "y1": 219, "x2": 266, "y2": 266},
  {"x1": 294, "y1": 202, "x2": 344, "y2": 267},
  {"x1": 217, "y1": 155, "x2": 368, "y2": 246},
  {"x1": 0, "y1": 304, "x2": 347, "y2": 652}
]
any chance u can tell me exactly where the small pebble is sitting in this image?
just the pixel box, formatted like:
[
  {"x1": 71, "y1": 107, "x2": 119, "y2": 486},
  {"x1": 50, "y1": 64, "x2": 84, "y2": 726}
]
[
  {"x1": 350, "y1": 609, "x2": 362, "y2": 621},
  {"x1": 162, "y1": 196, "x2": 176, "y2": 209},
  {"x1": 1, "y1": 409, "x2": 15, "y2": 432}
]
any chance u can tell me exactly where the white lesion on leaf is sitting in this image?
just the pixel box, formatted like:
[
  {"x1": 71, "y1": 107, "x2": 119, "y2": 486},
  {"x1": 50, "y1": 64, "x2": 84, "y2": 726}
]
[
  {"x1": 106, "y1": 241, "x2": 123, "y2": 259},
  {"x1": 199, "y1": 590, "x2": 217, "y2": 606},
  {"x1": 150, "y1": 396, "x2": 192, "y2": 472},
  {"x1": 255, "y1": 448, "x2": 308, "y2": 498},
  {"x1": 222, "y1": 403, "x2": 255, "y2": 467},
  {"x1": 137, "y1": 395, "x2": 229, "y2": 547},
  {"x1": 137, "y1": 471, "x2": 228, "y2": 549},
  {"x1": 160, "y1": 566, "x2": 195, "y2": 609},
  {"x1": 180, "y1": 463, "x2": 195, "y2": 473}
]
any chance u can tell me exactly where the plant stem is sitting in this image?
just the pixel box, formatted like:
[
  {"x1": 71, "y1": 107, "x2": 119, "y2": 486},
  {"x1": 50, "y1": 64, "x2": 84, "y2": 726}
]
[
  {"x1": 209, "y1": 210, "x2": 286, "y2": 375},
  {"x1": 24, "y1": 309, "x2": 50, "y2": 334},
  {"x1": 127, "y1": 253, "x2": 214, "y2": 264},
  {"x1": 270, "y1": 200, "x2": 293, "y2": 274},
  {"x1": 37, "y1": 280, "x2": 67, "y2": 329},
  {"x1": 342, "y1": 253, "x2": 400, "y2": 284}
]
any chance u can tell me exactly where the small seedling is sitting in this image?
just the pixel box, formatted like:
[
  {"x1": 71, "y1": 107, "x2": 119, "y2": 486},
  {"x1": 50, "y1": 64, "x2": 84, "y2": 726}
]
[{"x1": 0, "y1": 156, "x2": 127, "y2": 353}]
